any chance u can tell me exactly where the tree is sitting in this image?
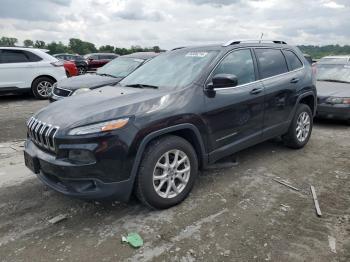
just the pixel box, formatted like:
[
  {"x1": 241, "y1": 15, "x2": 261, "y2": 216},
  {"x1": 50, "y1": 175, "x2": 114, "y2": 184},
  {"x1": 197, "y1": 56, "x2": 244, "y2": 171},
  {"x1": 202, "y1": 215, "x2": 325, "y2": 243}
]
[
  {"x1": 47, "y1": 41, "x2": 69, "y2": 54},
  {"x1": 23, "y1": 39, "x2": 34, "y2": 47},
  {"x1": 69, "y1": 38, "x2": 97, "y2": 55},
  {"x1": 0, "y1": 37, "x2": 18, "y2": 46},
  {"x1": 99, "y1": 45, "x2": 115, "y2": 53},
  {"x1": 34, "y1": 40, "x2": 46, "y2": 49},
  {"x1": 153, "y1": 46, "x2": 161, "y2": 53}
]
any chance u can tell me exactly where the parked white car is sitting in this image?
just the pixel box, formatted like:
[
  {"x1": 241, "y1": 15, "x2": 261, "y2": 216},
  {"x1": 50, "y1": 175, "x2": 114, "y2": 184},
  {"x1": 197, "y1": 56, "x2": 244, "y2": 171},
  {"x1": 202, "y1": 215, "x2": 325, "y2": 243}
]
[{"x1": 0, "y1": 47, "x2": 67, "y2": 99}]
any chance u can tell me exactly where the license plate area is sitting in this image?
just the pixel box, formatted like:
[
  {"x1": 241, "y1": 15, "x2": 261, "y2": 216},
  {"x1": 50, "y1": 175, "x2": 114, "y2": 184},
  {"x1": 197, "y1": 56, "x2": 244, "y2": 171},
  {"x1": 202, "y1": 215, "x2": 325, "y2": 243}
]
[{"x1": 24, "y1": 151, "x2": 40, "y2": 174}]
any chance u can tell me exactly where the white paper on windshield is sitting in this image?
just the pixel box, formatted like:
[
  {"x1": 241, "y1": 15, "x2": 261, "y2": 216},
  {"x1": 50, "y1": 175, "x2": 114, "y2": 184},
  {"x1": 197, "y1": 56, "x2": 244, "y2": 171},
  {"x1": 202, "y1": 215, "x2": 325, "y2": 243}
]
[{"x1": 185, "y1": 52, "x2": 208, "y2": 58}]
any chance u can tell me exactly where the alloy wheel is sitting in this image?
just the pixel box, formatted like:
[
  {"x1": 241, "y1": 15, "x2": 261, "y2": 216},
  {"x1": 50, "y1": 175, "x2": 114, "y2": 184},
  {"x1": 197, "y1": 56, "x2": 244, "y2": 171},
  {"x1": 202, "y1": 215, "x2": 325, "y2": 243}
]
[
  {"x1": 36, "y1": 81, "x2": 53, "y2": 98},
  {"x1": 296, "y1": 111, "x2": 310, "y2": 142},
  {"x1": 153, "y1": 149, "x2": 191, "y2": 199}
]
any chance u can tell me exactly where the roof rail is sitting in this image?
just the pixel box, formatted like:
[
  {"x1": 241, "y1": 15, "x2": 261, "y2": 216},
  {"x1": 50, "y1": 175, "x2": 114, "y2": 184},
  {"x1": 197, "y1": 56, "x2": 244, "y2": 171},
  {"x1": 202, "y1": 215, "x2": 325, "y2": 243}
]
[{"x1": 222, "y1": 40, "x2": 287, "y2": 47}]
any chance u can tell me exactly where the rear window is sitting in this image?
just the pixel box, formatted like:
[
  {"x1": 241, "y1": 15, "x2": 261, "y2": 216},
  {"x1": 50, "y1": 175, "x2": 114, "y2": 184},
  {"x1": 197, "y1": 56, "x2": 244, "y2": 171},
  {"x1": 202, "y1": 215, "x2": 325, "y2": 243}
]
[
  {"x1": 284, "y1": 50, "x2": 303, "y2": 71},
  {"x1": 255, "y1": 48, "x2": 288, "y2": 78}
]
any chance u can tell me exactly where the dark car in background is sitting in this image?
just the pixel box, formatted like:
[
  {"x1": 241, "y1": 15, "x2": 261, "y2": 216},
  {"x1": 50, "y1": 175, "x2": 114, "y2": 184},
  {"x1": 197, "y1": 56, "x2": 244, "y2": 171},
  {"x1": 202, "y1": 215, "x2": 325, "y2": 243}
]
[
  {"x1": 84, "y1": 53, "x2": 119, "y2": 71},
  {"x1": 50, "y1": 52, "x2": 158, "y2": 101},
  {"x1": 53, "y1": 54, "x2": 88, "y2": 75},
  {"x1": 24, "y1": 40, "x2": 316, "y2": 209},
  {"x1": 316, "y1": 56, "x2": 350, "y2": 123}
]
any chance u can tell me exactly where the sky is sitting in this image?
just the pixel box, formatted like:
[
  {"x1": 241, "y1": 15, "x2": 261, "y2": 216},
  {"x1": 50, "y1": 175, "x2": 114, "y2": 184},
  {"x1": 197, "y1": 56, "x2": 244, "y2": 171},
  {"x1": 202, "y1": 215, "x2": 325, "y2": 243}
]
[{"x1": 0, "y1": 0, "x2": 349, "y2": 49}]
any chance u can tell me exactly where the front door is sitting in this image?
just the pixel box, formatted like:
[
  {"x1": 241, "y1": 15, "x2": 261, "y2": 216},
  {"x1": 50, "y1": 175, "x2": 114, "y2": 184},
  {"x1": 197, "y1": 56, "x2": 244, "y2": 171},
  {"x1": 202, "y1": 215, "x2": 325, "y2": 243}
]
[{"x1": 202, "y1": 48, "x2": 265, "y2": 161}]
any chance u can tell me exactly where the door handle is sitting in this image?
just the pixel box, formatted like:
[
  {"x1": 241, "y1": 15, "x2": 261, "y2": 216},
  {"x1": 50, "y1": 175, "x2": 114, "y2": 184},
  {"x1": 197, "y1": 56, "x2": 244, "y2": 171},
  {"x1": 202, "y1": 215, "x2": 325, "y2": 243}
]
[
  {"x1": 250, "y1": 87, "x2": 263, "y2": 95},
  {"x1": 290, "y1": 78, "x2": 299, "y2": 84}
]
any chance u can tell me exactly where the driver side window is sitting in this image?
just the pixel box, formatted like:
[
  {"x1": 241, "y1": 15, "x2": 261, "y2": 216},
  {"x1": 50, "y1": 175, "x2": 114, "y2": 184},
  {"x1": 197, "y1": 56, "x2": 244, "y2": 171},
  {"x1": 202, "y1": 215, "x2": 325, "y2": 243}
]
[{"x1": 213, "y1": 49, "x2": 256, "y2": 86}]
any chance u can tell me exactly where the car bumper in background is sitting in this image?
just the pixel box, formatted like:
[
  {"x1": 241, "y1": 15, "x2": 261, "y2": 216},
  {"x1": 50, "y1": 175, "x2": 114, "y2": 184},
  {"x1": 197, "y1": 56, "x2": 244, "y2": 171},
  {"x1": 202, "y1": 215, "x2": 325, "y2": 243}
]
[{"x1": 316, "y1": 103, "x2": 350, "y2": 120}]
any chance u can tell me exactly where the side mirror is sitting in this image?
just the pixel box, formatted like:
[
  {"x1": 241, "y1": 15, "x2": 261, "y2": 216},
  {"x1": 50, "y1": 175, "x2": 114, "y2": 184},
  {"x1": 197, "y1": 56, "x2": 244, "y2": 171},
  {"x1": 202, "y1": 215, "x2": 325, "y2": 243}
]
[{"x1": 211, "y1": 74, "x2": 238, "y2": 89}]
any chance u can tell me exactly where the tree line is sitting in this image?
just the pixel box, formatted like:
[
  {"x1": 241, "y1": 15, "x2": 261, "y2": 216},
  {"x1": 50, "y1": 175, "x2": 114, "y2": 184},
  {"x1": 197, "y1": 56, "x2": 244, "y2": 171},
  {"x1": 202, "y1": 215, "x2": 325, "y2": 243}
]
[
  {"x1": 1, "y1": 36, "x2": 350, "y2": 58},
  {"x1": 0, "y1": 36, "x2": 162, "y2": 55}
]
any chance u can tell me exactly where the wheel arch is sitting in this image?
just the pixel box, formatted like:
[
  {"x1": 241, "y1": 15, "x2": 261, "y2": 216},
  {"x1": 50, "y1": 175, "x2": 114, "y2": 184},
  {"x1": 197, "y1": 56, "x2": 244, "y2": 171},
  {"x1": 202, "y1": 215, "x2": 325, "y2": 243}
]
[
  {"x1": 31, "y1": 75, "x2": 57, "y2": 90},
  {"x1": 125, "y1": 124, "x2": 208, "y2": 200},
  {"x1": 298, "y1": 93, "x2": 316, "y2": 116}
]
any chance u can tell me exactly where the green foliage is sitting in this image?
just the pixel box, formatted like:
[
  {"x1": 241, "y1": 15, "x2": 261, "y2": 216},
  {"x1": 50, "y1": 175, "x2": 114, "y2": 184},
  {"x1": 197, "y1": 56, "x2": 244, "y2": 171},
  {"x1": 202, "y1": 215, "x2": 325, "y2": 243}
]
[
  {"x1": 69, "y1": 38, "x2": 97, "y2": 55},
  {"x1": 23, "y1": 39, "x2": 34, "y2": 47},
  {"x1": 0, "y1": 37, "x2": 18, "y2": 46},
  {"x1": 1, "y1": 36, "x2": 165, "y2": 56},
  {"x1": 47, "y1": 41, "x2": 70, "y2": 54},
  {"x1": 99, "y1": 45, "x2": 115, "y2": 53},
  {"x1": 34, "y1": 40, "x2": 46, "y2": 49},
  {"x1": 298, "y1": 45, "x2": 350, "y2": 59}
]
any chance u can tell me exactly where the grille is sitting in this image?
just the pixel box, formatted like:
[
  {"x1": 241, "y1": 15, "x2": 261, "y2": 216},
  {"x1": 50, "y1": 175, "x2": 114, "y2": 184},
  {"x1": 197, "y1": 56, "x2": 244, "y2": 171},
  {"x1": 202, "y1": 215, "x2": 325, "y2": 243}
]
[
  {"x1": 27, "y1": 117, "x2": 59, "y2": 152},
  {"x1": 53, "y1": 87, "x2": 72, "y2": 97}
]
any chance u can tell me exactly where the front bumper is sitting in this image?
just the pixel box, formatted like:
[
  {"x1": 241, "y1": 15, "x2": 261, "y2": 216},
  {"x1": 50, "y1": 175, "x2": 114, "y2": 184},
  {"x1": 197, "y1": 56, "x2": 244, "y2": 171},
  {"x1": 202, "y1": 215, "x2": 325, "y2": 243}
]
[
  {"x1": 316, "y1": 103, "x2": 350, "y2": 120},
  {"x1": 24, "y1": 134, "x2": 136, "y2": 201}
]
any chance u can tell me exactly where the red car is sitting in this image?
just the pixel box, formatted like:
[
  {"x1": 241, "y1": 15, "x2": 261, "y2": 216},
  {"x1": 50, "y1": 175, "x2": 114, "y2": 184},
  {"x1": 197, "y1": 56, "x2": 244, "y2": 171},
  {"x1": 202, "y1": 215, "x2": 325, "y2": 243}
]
[
  {"x1": 84, "y1": 53, "x2": 119, "y2": 71},
  {"x1": 64, "y1": 61, "x2": 78, "y2": 77}
]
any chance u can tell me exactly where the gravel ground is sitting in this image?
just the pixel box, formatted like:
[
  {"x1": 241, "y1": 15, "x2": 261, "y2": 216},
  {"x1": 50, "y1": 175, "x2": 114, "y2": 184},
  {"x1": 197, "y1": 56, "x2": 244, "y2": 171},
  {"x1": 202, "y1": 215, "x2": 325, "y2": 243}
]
[{"x1": 0, "y1": 95, "x2": 349, "y2": 262}]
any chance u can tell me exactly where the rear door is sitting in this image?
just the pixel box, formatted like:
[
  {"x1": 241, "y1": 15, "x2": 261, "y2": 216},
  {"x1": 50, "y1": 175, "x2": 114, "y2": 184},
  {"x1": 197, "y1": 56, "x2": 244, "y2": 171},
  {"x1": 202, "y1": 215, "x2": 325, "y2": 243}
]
[
  {"x1": 203, "y1": 48, "x2": 265, "y2": 158},
  {"x1": 0, "y1": 49, "x2": 34, "y2": 89},
  {"x1": 254, "y1": 48, "x2": 299, "y2": 138}
]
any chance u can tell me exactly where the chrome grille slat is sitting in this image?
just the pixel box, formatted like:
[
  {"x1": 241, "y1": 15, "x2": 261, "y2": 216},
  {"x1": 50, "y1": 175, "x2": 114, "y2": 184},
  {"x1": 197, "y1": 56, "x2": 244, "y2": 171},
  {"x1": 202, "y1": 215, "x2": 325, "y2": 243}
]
[{"x1": 26, "y1": 117, "x2": 59, "y2": 153}]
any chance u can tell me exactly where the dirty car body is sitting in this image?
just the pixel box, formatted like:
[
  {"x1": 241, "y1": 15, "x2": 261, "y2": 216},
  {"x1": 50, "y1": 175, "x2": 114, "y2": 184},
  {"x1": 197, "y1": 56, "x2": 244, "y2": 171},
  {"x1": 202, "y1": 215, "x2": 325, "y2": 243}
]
[{"x1": 24, "y1": 41, "x2": 316, "y2": 206}]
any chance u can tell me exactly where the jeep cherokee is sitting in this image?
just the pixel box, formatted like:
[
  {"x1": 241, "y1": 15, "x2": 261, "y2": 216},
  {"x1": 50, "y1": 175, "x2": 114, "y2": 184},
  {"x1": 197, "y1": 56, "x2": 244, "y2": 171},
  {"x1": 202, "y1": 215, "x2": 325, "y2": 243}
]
[{"x1": 24, "y1": 40, "x2": 317, "y2": 209}]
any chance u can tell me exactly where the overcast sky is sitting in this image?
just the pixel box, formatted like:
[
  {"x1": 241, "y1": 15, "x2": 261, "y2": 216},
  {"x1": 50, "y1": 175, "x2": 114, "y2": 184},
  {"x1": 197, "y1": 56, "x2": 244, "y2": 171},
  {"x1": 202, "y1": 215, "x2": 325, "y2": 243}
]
[{"x1": 0, "y1": 0, "x2": 349, "y2": 49}]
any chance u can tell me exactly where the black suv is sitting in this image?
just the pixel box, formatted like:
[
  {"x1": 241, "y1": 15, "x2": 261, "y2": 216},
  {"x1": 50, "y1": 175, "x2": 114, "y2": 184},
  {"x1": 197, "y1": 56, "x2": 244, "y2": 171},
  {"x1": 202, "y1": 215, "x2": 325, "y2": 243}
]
[
  {"x1": 53, "y1": 54, "x2": 88, "y2": 75},
  {"x1": 24, "y1": 40, "x2": 316, "y2": 209}
]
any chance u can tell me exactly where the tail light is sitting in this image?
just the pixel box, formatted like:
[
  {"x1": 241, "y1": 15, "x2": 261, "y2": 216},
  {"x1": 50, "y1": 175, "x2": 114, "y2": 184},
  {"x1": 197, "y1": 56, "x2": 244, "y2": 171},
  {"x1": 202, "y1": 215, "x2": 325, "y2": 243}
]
[{"x1": 51, "y1": 61, "x2": 64, "y2": 67}]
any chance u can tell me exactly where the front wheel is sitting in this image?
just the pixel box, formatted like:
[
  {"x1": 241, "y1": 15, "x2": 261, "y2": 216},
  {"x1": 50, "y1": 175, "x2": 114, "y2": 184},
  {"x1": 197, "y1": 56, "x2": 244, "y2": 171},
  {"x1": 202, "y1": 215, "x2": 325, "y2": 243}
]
[
  {"x1": 283, "y1": 104, "x2": 313, "y2": 149},
  {"x1": 136, "y1": 136, "x2": 198, "y2": 209}
]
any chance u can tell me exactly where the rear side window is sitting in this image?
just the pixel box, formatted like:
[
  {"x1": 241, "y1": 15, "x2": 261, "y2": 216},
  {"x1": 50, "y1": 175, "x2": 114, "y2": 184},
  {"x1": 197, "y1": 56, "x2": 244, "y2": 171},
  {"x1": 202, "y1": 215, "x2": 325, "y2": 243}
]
[
  {"x1": 0, "y1": 50, "x2": 29, "y2": 63},
  {"x1": 213, "y1": 49, "x2": 256, "y2": 85},
  {"x1": 24, "y1": 51, "x2": 42, "y2": 62},
  {"x1": 255, "y1": 49, "x2": 288, "y2": 78},
  {"x1": 284, "y1": 50, "x2": 303, "y2": 71}
]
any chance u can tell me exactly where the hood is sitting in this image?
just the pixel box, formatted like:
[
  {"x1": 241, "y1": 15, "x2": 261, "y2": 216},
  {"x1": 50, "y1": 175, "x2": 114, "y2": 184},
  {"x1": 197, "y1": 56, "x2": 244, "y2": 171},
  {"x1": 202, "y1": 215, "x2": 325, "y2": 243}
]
[
  {"x1": 57, "y1": 74, "x2": 122, "y2": 91},
  {"x1": 34, "y1": 85, "x2": 170, "y2": 130},
  {"x1": 316, "y1": 80, "x2": 350, "y2": 97}
]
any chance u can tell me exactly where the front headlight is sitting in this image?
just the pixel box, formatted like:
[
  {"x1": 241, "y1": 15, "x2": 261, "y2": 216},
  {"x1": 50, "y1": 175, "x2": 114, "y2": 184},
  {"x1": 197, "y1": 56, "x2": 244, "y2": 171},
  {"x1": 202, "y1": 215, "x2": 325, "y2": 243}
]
[
  {"x1": 326, "y1": 97, "x2": 350, "y2": 104},
  {"x1": 72, "y1": 88, "x2": 91, "y2": 96},
  {"x1": 68, "y1": 118, "x2": 129, "y2": 135}
]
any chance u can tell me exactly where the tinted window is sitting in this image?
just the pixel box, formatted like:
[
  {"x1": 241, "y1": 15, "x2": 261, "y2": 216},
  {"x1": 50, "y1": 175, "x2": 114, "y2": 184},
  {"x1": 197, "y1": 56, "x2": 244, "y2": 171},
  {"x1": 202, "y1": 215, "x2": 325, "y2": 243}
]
[
  {"x1": 284, "y1": 50, "x2": 303, "y2": 71},
  {"x1": 255, "y1": 49, "x2": 288, "y2": 78},
  {"x1": 213, "y1": 49, "x2": 256, "y2": 85},
  {"x1": 24, "y1": 51, "x2": 42, "y2": 62},
  {"x1": 0, "y1": 50, "x2": 29, "y2": 63}
]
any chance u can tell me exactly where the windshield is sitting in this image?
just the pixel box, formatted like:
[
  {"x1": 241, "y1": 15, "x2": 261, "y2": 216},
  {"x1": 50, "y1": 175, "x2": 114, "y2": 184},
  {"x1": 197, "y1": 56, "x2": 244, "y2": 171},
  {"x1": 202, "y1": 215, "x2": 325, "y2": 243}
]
[
  {"x1": 317, "y1": 64, "x2": 350, "y2": 83},
  {"x1": 96, "y1": 57, "x2": 144, "y2": 78},
  {"x1": 120, "y1": 50, "x2": 218, "y2": 88}
]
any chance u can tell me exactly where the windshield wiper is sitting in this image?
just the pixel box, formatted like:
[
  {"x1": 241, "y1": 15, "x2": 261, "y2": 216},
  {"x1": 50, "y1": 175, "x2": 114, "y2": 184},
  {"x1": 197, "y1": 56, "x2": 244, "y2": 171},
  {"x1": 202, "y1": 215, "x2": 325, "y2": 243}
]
[
  {"x1": 97, "y1": 73, "x2": 118, "y2": 78},
  {"x1": 125, "y1": 83, "x2": 159, "y2": 89},
  {"x1": 318, "y1": 79, "x2": 350, "y2": 84}
]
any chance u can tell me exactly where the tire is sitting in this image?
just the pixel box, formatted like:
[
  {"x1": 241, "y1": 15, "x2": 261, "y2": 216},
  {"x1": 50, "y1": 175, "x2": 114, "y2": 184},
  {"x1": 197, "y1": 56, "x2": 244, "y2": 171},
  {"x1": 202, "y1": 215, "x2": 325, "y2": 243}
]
[
  {"x1": 32, "y1": 77, "x2": 55, "y2": 100},
  {"x1": 78, "y1": 67, "x2": 86, "y2": 75},
  {"x1": 283, "y1": 104, "x2": 313, "y2": 149},
  {"x1": 136, "y1": 135, "x2": 198, "y2": 209}
]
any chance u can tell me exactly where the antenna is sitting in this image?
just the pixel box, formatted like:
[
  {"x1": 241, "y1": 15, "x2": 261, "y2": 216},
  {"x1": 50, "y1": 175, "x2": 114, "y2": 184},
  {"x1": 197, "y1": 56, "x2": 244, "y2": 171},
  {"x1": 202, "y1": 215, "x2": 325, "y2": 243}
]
[{"x1": 259, "y1": 33, "x2": 264, "y2": 43}]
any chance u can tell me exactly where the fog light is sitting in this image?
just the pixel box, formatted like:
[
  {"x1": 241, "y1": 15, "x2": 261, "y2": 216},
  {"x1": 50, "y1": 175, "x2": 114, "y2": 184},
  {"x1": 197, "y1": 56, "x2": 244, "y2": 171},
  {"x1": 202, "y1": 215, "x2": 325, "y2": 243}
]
[{"x1": 68, "y1": 149, "x2": 95, "y2": 164}]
